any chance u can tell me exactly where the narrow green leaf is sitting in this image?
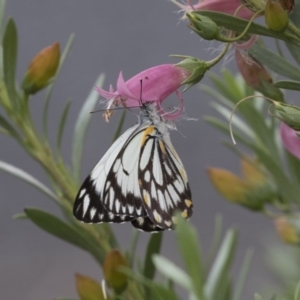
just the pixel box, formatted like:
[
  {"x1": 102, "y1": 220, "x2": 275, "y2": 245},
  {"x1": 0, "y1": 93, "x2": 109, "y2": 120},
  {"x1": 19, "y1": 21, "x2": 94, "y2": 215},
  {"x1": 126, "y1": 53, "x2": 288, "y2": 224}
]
[
  {"x1": 12, "y1": 212, "x2": 27, "y2": 220},
  {"x1": 3, "y1": 18, "x2": 17, "y2": 104},
  {"x1": 0, "y1": 0, "x2": 6, "y2": 34},
  {"x1": 273, "y1": 80, "x2": 300, "y2": 91},
  {"x1": 253, "y1": 145, "x2": 300, "y2": 204},
  {"x1": 0, "y1": 160, "x2": 58, "y2": 202},
  {"x1": 248, "y1": 43, "x2": 300, "y2": 81},
  {"x1": 294, "y1": 280, "x2": 300, "y2": 300},
  {"x1": 56, "y1": 100, "x2": 72, "y2": 152},
  {"x1": 197, "y1": 11, "x2": 300, "y2": 46},
  {"x1": 122, "y1": 267, "x2": 180, "y2": 300},
  {"x1": 287, "y1": 151, "x2": 300, "y2": 186},
  {"x1": 143, "y1": 232, "x2": 163, "y2": 280},
  {"x1": 206, "y1": 214, "x2": 223, "y2": 271},
  {"x1": 0, "y1": 114, "x2": 22, "y2": 142},
  {"x1": 175, "y1": 216, "x2": 204, "y2": 300},
  {"x1": 43, "y1": 34, "x2": 75, "y2": 139},
  {"x1": 210, "y1": 102, "x2": 255, "y2": 140},
  {"x1": 285, "y1": 42, "x2": 300, "y2": 67},
  {"x1": 294, "y1": 281, "x2": 300, "y2": 300},
  {"x1": 205, "y1": 229, "x2": 238, "y2": 300},
  {"x1": 254, "y1": 294, "x2": 263, "y2": 300},
  {"x1": 153, "y1": 255, "x2": 192, "y2": 291},
  {"x1": 25, "y1": 208, "x2": 90, "y2": 251},
  {"x1": 204, "y1": 116, "x2": 254, "y2": 148},
  {"x1": 72, "y1": 74, "x2": 105, "y2": 183},
  {"x1": 112, "y1": 109, "x2": 126, "y2": 142},
  {"x1": 290, "y1": 1, "x2": 300, "y2": 29},
  {"x1": 128, "y1": 230, "x2": 140, "y2": 267},
  {"x1": 233, "y1": 249, "x2": 254, "y2": 300}
]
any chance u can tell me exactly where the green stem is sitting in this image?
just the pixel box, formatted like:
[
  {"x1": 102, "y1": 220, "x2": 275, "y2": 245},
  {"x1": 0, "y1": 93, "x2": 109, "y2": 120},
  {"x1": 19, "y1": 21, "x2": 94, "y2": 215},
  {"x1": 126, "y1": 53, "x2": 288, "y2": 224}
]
[{"x1": 287, "y1": 21, "x2": 300, "y2": 40}]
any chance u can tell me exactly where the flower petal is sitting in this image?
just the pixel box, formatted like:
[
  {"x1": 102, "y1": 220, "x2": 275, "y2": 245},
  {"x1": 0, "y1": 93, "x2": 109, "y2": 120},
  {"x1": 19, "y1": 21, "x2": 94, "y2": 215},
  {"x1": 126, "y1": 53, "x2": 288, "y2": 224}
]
[{"x1": 280, "y1": 122, "x2": 300, "y2": 160}]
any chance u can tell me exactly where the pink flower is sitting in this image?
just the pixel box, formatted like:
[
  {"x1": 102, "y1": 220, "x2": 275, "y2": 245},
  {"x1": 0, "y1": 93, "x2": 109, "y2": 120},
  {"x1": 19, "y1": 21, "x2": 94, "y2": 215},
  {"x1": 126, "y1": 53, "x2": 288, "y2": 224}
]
[
  {"x1": 280, "y1": 122, "x2": 300, "y2": 160},
  {"x1": 96, "y1": 64, "x2": 191, "y2": 120},
  {"x1": 171, "y1": 0, "x2": 255, "y2": 20}
]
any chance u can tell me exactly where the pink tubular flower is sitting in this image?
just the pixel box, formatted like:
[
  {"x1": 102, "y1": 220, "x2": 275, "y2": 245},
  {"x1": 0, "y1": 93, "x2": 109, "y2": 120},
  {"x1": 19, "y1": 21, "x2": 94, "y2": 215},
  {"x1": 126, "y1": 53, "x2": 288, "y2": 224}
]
[
  {"x1": 280, "y1": 122, "x2": 300, "y2": 160},
  {"x1": 96, "y1": 64, "x2": 191, "y2": 120},
  {"x1": 171, "y1": 0, "x2": 255, "y2": 20}
]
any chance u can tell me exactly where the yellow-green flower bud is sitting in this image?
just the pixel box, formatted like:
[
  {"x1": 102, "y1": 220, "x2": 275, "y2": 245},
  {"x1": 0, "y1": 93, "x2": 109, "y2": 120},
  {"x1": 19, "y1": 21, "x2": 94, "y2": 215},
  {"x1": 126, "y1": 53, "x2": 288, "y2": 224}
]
[
  {"x1": 75, "y1": 273, "x2": 105, "y2": 300},
  {"x1": 207, "y1": 158, "x2": 276, "y2": 211},
  {"x1": 274, "y1": 216, "x2": 300, "y2": 244},
  {"x1": 273, "y1": 102, "x2": 300, "y2": 130},
  {"x1": 22, "y1": 42, "x2": 60, "y2": 94},
  {"x1": 265, "y1": 0, "x2": 288, "y2": 32},
  {"x1": 103, "y1": 249, "x2": 128, "y2": 293}
]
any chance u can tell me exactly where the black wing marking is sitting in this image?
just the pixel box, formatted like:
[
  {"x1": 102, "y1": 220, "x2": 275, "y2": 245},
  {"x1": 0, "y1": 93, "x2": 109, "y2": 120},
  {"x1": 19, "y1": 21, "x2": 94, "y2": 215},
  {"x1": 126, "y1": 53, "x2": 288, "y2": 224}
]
[
  {"x1": 73, "y1": 124, "x2": 141, "y2": 223},
  {"x1": 138, "y1": 127, "x2": 193, "y2": 230},
  {"x1": 131, "y1": 216, "x2": 164, "y2": 232}
]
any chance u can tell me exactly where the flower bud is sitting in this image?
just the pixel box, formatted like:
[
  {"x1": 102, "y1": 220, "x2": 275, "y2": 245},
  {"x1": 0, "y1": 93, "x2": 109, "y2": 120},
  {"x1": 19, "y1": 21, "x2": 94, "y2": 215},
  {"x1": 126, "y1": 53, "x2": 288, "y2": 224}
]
[
  {"x1": 176, "y1": 57, "x2": 209, "y2": 88},
  {"x1": 235, "y1": 50, "x2": 284, "y2": 101},
  {"x1": 75, "y1": 273, "x2": 105, "y2": 300},
  {"x1": 207, "y1": 158, "x2": 277, "y2": 211},
  {"x1": 273, "y1": 102, "x2": 300, "y2": 131},
  {"x1": 187, "y1": 13, "x2": 219, "y2": 40},
  {"x1": 274, "y1": 216, "x2": 300, "y2": 244},
  {"x1": 22, "y1": 42, "x2": 60, "y2": 94},
  {"x1": 265, "y1": 1, "x2": 288, "y2": 32},
  {"x1": 103, "y1": 249, "x2": 128, "y2": 293}
]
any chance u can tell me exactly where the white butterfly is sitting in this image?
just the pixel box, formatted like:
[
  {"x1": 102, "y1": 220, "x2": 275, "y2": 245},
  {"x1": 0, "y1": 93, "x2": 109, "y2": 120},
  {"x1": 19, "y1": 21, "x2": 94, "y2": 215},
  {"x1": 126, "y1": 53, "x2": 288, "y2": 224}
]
[{"x1": 73, "y1": 102, "x2": 193, "y2": 232}]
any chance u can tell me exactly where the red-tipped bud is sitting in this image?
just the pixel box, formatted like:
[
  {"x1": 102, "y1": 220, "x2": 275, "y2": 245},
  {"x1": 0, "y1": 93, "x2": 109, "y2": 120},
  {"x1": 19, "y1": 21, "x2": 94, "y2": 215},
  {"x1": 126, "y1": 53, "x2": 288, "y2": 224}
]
[{"x1": 22, "y1": 42, "x2": 60, "y2": 94}]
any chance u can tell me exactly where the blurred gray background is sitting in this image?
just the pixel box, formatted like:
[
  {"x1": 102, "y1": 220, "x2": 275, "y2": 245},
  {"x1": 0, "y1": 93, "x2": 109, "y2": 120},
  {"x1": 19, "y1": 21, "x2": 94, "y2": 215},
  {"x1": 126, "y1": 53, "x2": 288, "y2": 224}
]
[{"x1": 0, "y1": 1, "x2": 279, "y2": 299}]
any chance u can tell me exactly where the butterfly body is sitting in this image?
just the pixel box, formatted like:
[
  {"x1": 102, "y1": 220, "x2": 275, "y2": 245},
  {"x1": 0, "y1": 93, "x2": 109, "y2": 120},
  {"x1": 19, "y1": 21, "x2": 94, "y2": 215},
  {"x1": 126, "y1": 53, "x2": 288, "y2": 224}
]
[{"x1": 73, "y1": 103, "x2": 193, "y2": 232}]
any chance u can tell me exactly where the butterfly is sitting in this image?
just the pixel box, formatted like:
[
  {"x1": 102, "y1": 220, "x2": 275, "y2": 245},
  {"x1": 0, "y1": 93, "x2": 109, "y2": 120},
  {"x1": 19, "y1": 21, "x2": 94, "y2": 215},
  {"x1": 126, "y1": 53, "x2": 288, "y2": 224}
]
[{"x1": 73, "y1": 102, "x2": 193, "y2": 232}]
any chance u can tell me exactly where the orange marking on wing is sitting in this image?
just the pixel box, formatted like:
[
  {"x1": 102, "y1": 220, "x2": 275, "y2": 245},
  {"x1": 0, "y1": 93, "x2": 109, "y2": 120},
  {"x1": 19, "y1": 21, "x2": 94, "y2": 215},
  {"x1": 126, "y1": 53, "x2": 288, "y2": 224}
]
[{"x1": 141, "y1": 126, "x2": 155, "y2": 146}]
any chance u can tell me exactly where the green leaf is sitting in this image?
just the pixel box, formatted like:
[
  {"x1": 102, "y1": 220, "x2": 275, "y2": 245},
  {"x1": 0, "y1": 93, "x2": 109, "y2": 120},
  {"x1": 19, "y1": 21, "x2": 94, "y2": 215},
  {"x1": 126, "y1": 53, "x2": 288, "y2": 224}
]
[
  {"x1": 128, "y1": 230, "x2": 140, "y2": 267},
  {"x1": 204, "y1": 116, "x2": 255, "y2": 148},
  {"x1": 152, "y1": 255, "x2": 193, "y2": 291},
  {"x1": 143, "y1": 232, "x2": 163, "y2": 280},
  {"x1": 72, "y1": 73, "x2": 105, "y2": 183},
  {"x1": 287, "y1": 151, "x2": 300, "y2": 187},
  {"x1": 233, "y1": 249, "x2": 254, "y2": 300},
  {"x1": 254, "y1": 294, "x2": 263, "y2": 300},
  {"x1": 205, "y1": 229, "x2": 238, "y2": 300},
  {"x1": 43, "y1": 34, "x2": 75, "y2": 139},
  {"x1": 25, "y1": 208, "x2": 90, "y2": 251},
  {"x1": 175, "y1": 216, "x2": 204, "y2": 300},
  {"x1": 122, "y1": 267, "x2": 180, "y2": 300},
  {"x1": 0, "y1": 160, "x2": 58, "y2": 202},
  {"x1": 295, "y1": 280, "x2": 300, "y2": 300},
  {"x1": 290, "y1": 0, "x2": 300, "y2": 29},
  {"x1": 285, "y1": 42, "x2": 300, "y2": 67},
  {"x1": 3, "y1": 18, "x2": 17, "y2": 104},
  {"x1": 0, "y1": 114, "x2": 21, "y2": 141},
  {"x1": 248, "y1": 43, "x2": 300, "y2": 81},
  {"x1": 197, "y1": 11, "x2": 300, "y2": 46},
  {"x1": 273, "y1": 80, "x2": 300, "y2": 91},
  {"x1": 56, "y1": 100, "x2": 72, "y2": 152},
  {"x1": 210, "y1": 102, "x2": 255, "y2": 140}
]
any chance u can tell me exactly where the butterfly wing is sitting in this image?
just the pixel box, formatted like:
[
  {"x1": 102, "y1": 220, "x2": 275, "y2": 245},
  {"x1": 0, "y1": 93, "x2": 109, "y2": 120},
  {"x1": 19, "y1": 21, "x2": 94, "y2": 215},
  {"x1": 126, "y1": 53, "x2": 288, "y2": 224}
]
[
  {"x1": 73, "y1": 123, "x2": 145, "y2": 223},
  {"x1": 135, "y1": 125, "x2": 193, "y2": 230}
]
